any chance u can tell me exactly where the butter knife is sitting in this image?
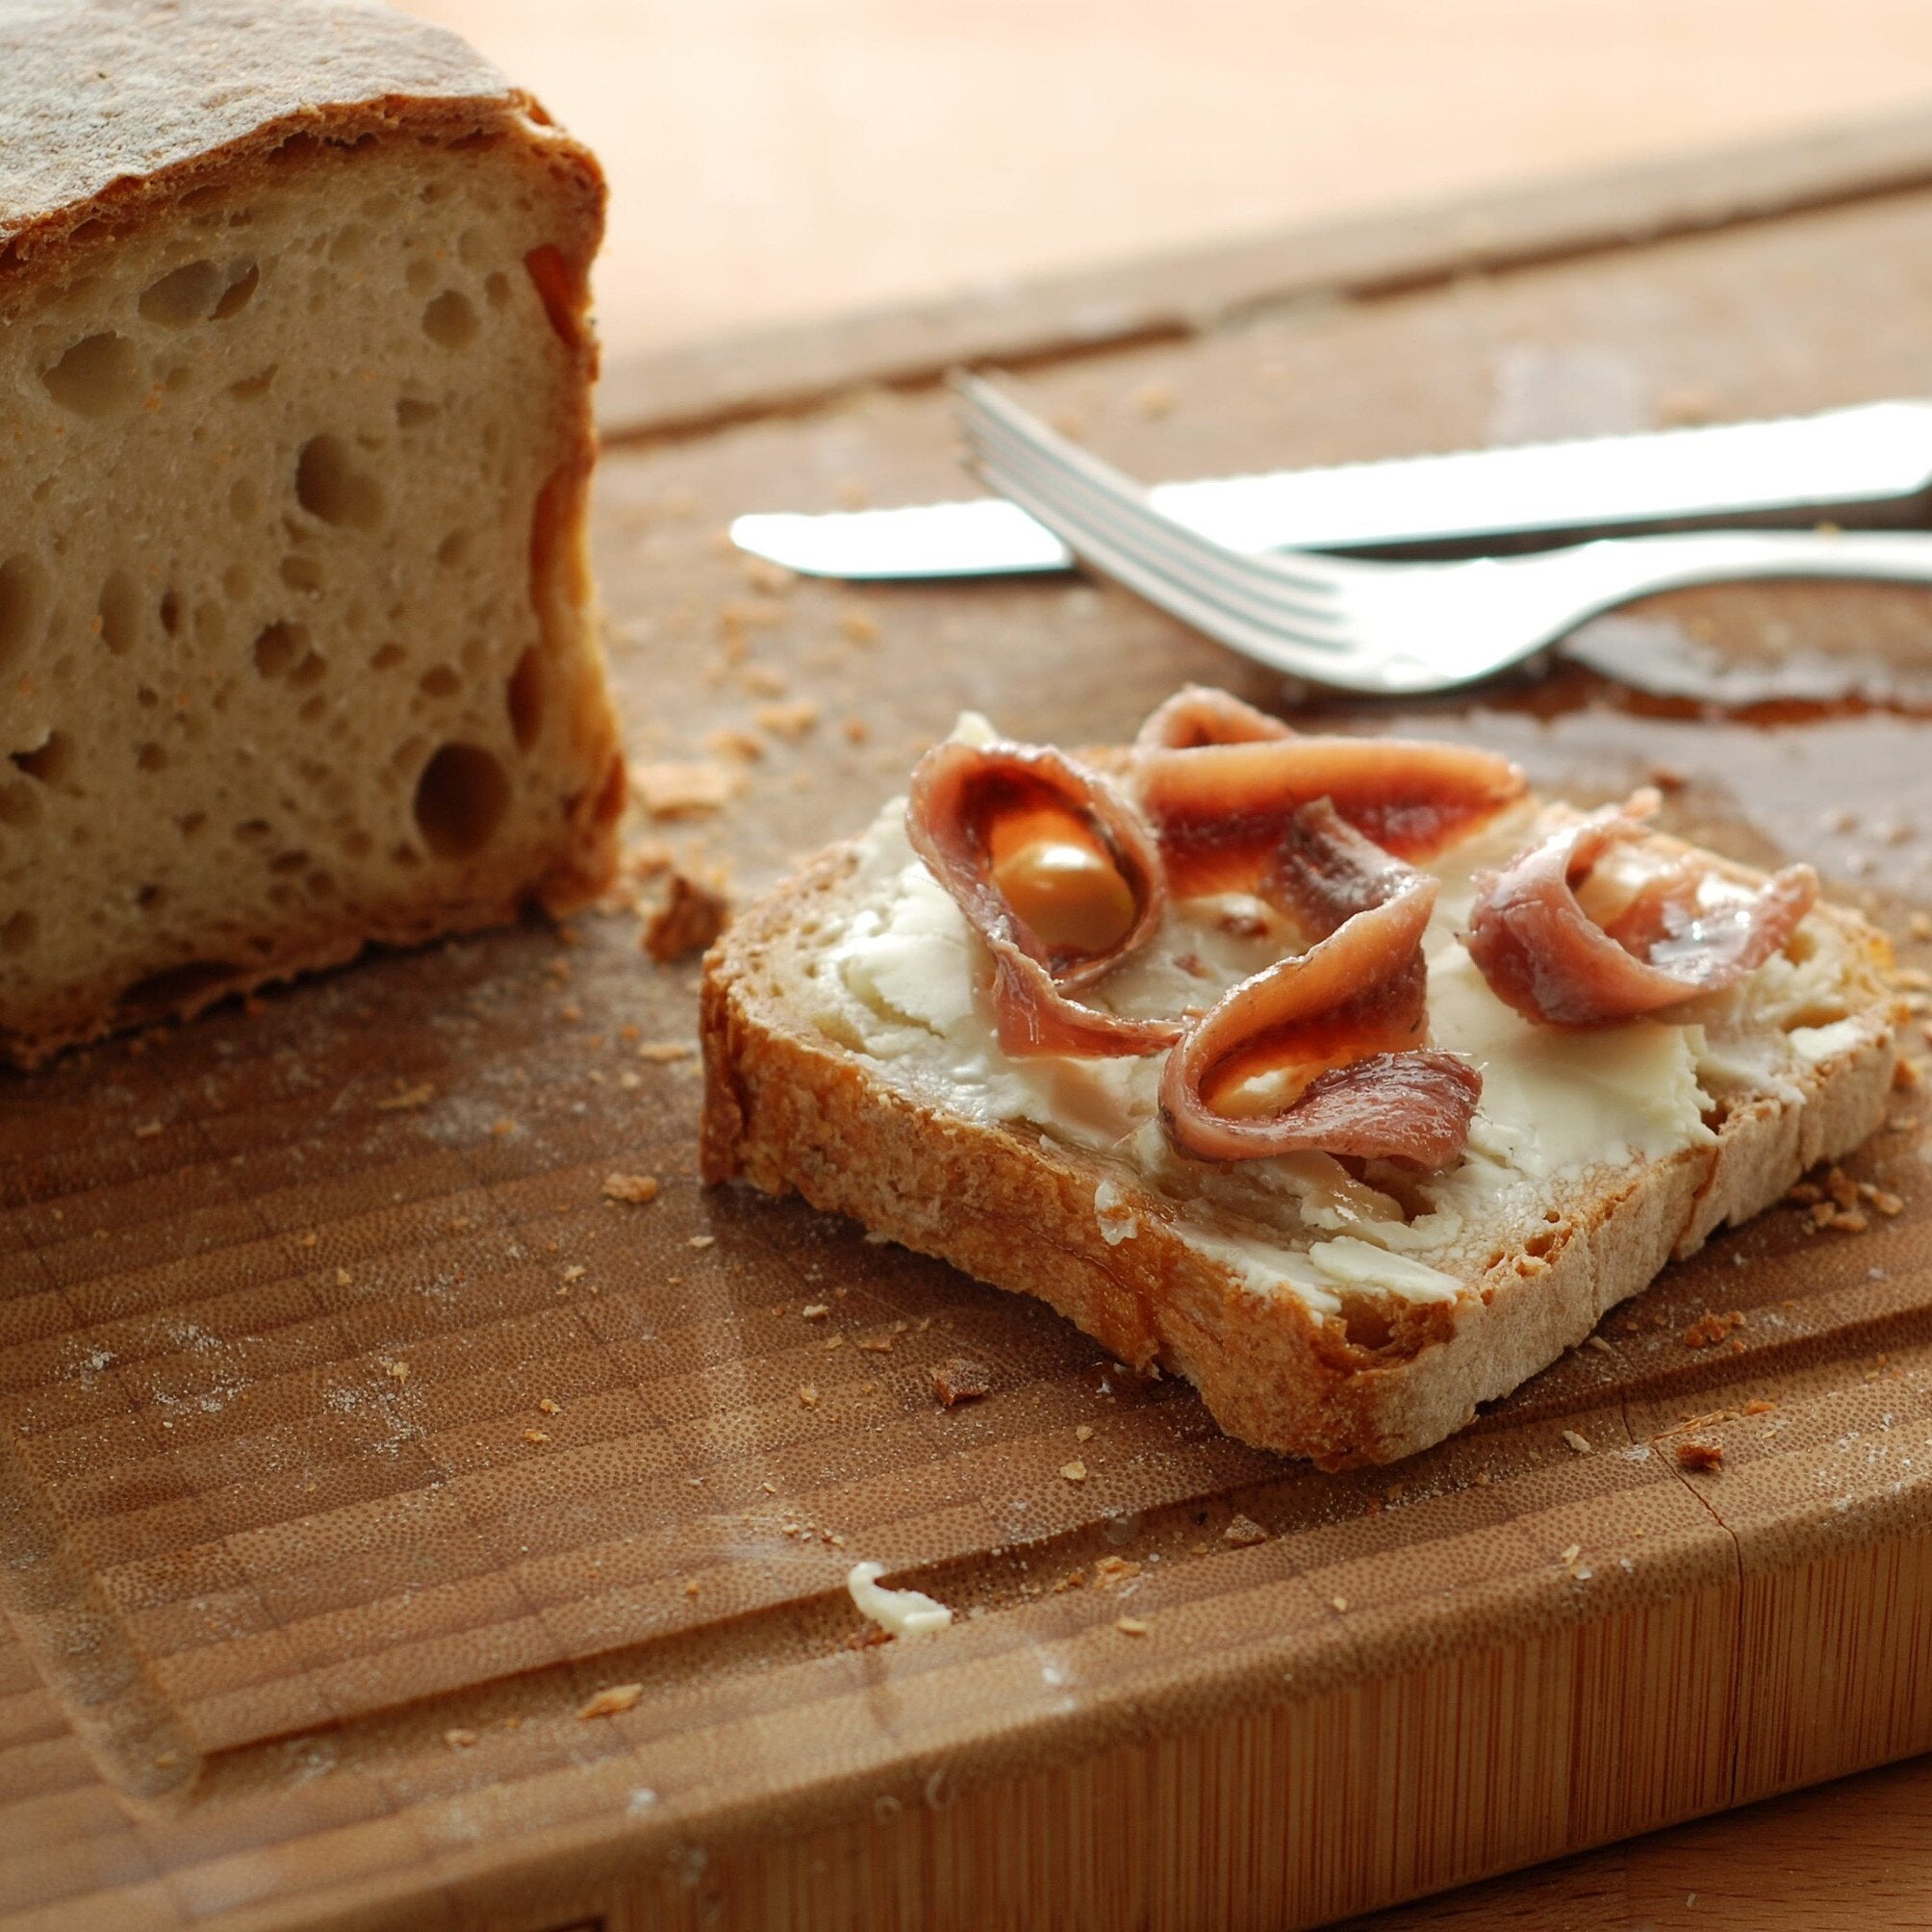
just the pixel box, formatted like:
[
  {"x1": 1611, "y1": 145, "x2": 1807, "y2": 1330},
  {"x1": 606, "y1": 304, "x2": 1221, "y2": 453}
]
[{"x1": 730, "y1": 398, "x2": 1932, "y2": 580}]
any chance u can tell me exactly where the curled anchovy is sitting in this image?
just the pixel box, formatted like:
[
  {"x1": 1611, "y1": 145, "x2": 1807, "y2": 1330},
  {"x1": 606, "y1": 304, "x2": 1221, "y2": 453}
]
[
  {"x1": 1465, "y1": 801, "x2": 1818, "y2": 1028},
  {"x1": 1159, "y1": 802, "x2": 1480, "y2": 1168},
  {"x1": 906, "y1": 738, "x2": 1179, "y2": 1058}
]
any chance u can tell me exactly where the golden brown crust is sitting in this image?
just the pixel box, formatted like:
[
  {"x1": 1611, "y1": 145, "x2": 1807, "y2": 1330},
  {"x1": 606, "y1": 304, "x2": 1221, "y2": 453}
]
[
  {"x1": 701, "y1": 841, "x2": 1897, "y2": 1467},
  {"x1": 0, "y1": 0, "x2": 623, "y2": 1069}
]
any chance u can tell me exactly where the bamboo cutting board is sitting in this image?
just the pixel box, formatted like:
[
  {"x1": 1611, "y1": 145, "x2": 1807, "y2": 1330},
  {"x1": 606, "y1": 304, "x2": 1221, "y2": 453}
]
[{"x1": 15, "y1": 133, "x2": 1932, "y2": 1932}]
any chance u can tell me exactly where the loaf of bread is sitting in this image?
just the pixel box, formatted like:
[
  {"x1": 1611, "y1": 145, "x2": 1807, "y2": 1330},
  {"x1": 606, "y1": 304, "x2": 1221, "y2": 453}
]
[
  {"x1": 703, "y1": 723, "x2": 1899, "y2": 1467},
  {"x1": 0, "y1": 0, "x2": 624, "y2": 1066}
]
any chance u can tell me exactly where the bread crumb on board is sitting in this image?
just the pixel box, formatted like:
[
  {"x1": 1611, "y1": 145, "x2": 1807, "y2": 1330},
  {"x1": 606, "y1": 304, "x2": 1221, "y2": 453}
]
[
  {"x1": 1223, "y1": 1514, "x2": 1268, "y2": 1547},
  {"x1": 578, "y1": 1683, "x2": 645, "y2": 1720},
  {"x1": 641, "y1": 868, "x2": 732, "y2": 963},
  {"x1": 1115, "y1": 1615, "x2": 1152, "y2": 1636},
  {"x1": 1676, "y1": 1440, "x2": 1724, "y2": 1471},
  {"x1": 931, "y1": 1359, "x2": 991, "y2": 1407},
  {"x1": 631, "y1": 759, "x2": 743, "y2": 819},
  {"x1": 602, "y1": 1172, "x2": 660, "y2": 1204},
  {"x1": 1681, "y1": 1309, "x2": 1746, "y2": 1349}
]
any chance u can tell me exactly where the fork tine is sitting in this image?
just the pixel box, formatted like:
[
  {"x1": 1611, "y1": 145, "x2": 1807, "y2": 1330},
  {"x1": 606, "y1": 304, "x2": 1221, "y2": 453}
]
[
  {"x1": 957, "y1": 382, "x2": 1354, "y2": 655},
  {"x1": 965, "y1": 410, "x2": 1349, "y2": 642},
  {"x1": 955, "y1": 377, "x2": 1348, "y2": 623},
  {"x1": 970, "y1": 443, "x2": 1360, "y2": 681},
  {"x1": 959, "y1": 397, "x2": 1346, "y2": 640}
]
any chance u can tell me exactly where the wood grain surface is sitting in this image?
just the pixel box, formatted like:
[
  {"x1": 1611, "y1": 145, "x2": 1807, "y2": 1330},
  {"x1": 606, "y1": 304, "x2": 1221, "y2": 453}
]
[{"x1": 14, "y1": 140, "x2": 1932, "y2": 1932}]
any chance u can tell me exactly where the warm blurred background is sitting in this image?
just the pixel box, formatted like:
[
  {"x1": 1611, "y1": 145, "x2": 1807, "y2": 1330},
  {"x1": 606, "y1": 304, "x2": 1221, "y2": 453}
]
[{"x1": 397, "y1": 0, "x2": 1932, "y2": 365}]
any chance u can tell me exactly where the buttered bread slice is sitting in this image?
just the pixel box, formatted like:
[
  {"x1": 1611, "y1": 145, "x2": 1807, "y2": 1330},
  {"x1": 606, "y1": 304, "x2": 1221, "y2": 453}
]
[
  {"x1": 702, "y1": 698, "x2": 1897, "y2": 1467},
  {"x1": 0, "y1": 0, "x2": 623, "y2": 1066}
]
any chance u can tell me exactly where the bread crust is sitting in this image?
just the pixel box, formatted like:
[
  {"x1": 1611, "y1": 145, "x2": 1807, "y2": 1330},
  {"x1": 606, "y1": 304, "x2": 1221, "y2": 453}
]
[
  {"x1": 0, "y1": 0, "x2": 623, "y2": 1069},
  {"x1": 702, "y1": 842, "x2": 1898, "y2": 1467}
]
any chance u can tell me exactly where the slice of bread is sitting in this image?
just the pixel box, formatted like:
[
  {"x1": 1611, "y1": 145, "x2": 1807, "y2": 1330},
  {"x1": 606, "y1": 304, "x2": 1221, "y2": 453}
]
[
  {"x1": 702, "y1": 749, "x2": 1899, "y2": 1467},
  {"x1": 0, "y1": 0, "x2": 624, "y2": 1067}
]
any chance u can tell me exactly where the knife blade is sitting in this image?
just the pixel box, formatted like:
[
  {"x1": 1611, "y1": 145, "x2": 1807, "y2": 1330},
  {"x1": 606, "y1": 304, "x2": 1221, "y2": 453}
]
[{"x1": 729, "y1": 398, "x2": 1932, "y2": 580}]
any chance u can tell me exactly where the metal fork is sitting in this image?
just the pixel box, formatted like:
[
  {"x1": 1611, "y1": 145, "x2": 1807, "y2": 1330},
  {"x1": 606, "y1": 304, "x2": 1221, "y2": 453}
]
[{"x1": 954, "y1": 374, "x2": 1932, "y2": 697}]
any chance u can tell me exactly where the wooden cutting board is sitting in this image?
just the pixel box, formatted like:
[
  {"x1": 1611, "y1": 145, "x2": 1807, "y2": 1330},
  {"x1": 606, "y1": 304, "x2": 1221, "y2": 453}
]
[{"x1": 13, "y1": 126, "x2": 1932, "y2": 1932}]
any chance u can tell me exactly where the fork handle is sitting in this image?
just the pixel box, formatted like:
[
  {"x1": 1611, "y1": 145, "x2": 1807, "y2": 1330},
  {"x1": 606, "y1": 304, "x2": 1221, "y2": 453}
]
[{"x1": 1524, "y1": 527, "x2": 1932, "y2": 599}]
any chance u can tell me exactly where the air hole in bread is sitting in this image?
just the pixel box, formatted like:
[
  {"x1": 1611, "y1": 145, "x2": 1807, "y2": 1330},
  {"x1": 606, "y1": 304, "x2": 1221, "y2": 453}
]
[
  {"x1": 438, "y1": 530, "x2": 470, "y2": 568},
  {"x1": 507, "y1": 648, "x2": 544, "y2": 749},
  {"x1": 395, "y1": 396, "x2": 439, "y2": 428},
  {"x1": 414, "y1": 742, "x2": 509, "y2": 858},
  {"x1": 485, "y1": 272, "x2": 510, "y2": 310},
  {"x1": 228, "y1": 368, "x2": 275, "y2": 402},
  {"x1": 11, "y1": 732, "x2": 70, "y2": 785},
  {"x1": 421, "y1": 290, "x2": 478, "y2": 348},
  {"x1": 280, "y1": 554, "x2": 323, "y2": 592},
  {"x1": 230, "y1": 479, "x2": 261, "y2": 521},
  {"x1": 269, "y1": 850, "x2": 309, "y2": 875},
  {"x1": 523, "y1": 244, "x2": 582, "y2": 349},
  {"x1": 0, "y1": 912, "x2": 35, "y2": 955},
  {"x1": 370, "y1": 643, "x2": 405, "y2": 671},
  {"x1": 213, "y1": 263, "x2": 260, "y2": 318},
  {"x1": 159, "y1": 591, "x2": 183, "y2": 636},
  {"x1": 529, "y1": 463, "x2": 587, "y2": 653},
  {"x1": 137, "y1": 884, "x2": 165, "y2": 912},
  {"x1": 115, "y1": 959, "x2": 239, "y2": 1014},
  {"x1": 0, "y1": 781, "x2": 39, "y2": 827},
  {"x1": 139, "y1": 260, "x2": 222, "y2": 327},
  {"x1": 41, "y1": 332, "x2": 142, "y2": 417},
  {"x1": 418, "y1": 664, "x2": 461, "y2": 699},
  {"x1": 137, "y1": 743, "x2": 165, "y2": 773},
  {"x1": 295, "y1": 433, "x2": 384, "y2": 530},
  {"x1": 0, "y1": 554, "x2": 49, "y2": 674},
  {"x1": 253, "y1": 622, "x2": 306, "y2": 676}
]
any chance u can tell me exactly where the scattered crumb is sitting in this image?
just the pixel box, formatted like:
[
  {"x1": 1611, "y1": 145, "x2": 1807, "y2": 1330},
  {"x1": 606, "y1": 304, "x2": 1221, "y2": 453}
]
[
  {"x1": 753, "y1": 699, "x2": 822, "y2": 740},
  {"x1": 637, "y1": 1040, "x2": 695, "y2": 1063},
  {"x1": 1330, "y1": 1595, "x2": 1349, "y2": 1614},
  {"x1": 1094, "y1": 1555, "x2": 1141, "y2": 1588},
  {"x1": 1223, "y1": 1514, "x2": 1268, "y2": 1547},
  {"x1": 1585, "y1": 1335, "x2": 1614, "y2": 1355},
  {"x1": 631, "y1": 759, "x2": 744, "y2": 819},
  {"x1": 491, "y1": 1118, "x2": 518, "y2": 1136},
  {"x1": 1913, "y1": 912, "x2": 1932, "y2": 941},
  {"x1": 801, "y1": 1303, "x2": 830, "y2": 1321},
  {"x1": 1682, "y1": 1309, "x2": 1746, "y2": 1349},
  {"x1": 335, "y1": 1268, "x2": 352, "y2": 1288},
  {"x1": 133, "y1": 1119, "x2": 163, "y2": 1138},
  {"x1": 842, "y1": 716, "x2": 870, "y2": 745},
  {"x1": 1115, "y1": 1615, "x2": 1151, "y2": 1636},
  {"x1": 602, "y1": 1172, "x2": 661, "y2": 1204},
  {"x1": 931, "y1": 1359, "x2": 991, "y2": 1407},
  {"x1": 522, "y1": 1428, "x2": 550, "y2": 1445},
  {"x1": 1562, "y1": 1430, "x2": 1591, "y2": 1455},
  {"x1": 838, "y1": 606, "x2": 880, "y2": 646},
  {"x1": 1060, "y1": 1460, "x2": 1088, "y2": 1483},
  {"x1": 376, "y1": 1081, "x2": 434, "y2": 1112},
  {"x1": 578, "y1": 1684, "x2": 645, "y2": 1720},
  {"x1": 561, "y1": 1264, "x2": 586, "y2": 1283},
  {"x1": 641, "y1": 867, "x2": 731, "y2": 963},
  {"x1": 1075, "y1": 1424, "x2": 1094, "y2": 1442},
  {"x1": 382, "y1": 1360, "x2": 409, "y2": 1385},
  {"x1": 703, "y1": 725, "x2": 767, "y2": 762},
  {"x1": 799, "y1": 1385, "x2": 819, "y2": 1408},
  {"x1": 857, "y1": 1335, "x2": 893, "y2": 1354},
  {"x1": 1131, "y1": 380, "x2": 1175, "y2": 419},
  {"x1": 445, "y1": 1729, "x2": 478, "y2": 1750},
  {"x1": 538, "y1": 1398, "x2": 561, "y2": 1415},
  {"x1": 684, "y1": 1578, "x2": 700, "y2": 1597},
  {"x1": 1676, "y1": 1440, "x2": 1724, "y2": 1472},
  {"x1": 1742, "y1": 1398, "x2": 1778, "y2": 1416},
  {"x1": 739, "y1": 661, "x2": 789, "y2": 696},
  {"x1": 688, "y1": 1234, "x2": 716, "y2": 1251}
]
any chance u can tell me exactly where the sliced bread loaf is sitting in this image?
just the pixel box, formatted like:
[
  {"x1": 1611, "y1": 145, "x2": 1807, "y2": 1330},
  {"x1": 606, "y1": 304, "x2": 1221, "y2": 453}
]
[
  {"x1": 702, "y1": 728, "x2": 1898, "y2": 1467},
  {"x1": 0, "y1": 0, "x2": 624, "y2": 1066}
]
